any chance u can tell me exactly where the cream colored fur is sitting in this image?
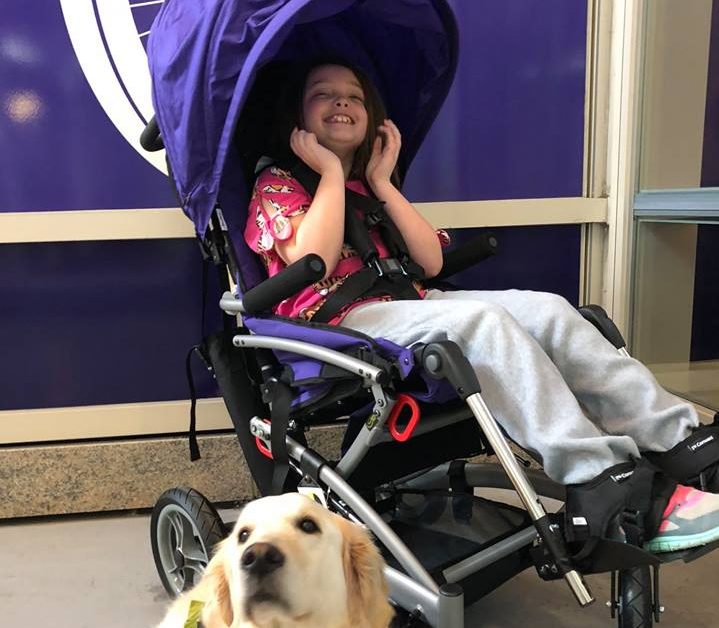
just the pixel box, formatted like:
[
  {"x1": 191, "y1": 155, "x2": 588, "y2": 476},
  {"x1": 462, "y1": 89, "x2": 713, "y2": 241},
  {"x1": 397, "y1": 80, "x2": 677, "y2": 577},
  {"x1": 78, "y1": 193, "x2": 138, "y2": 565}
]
[{"x1": 156, "y1": 493, "x2": 393, "y2": 628}]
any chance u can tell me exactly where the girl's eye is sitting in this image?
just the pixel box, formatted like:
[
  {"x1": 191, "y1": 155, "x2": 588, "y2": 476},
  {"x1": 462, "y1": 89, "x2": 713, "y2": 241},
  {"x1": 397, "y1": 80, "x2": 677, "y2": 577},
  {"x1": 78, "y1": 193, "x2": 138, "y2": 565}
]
[
  {"x1": 297, "y1": 517, "x2": 320, "y2": 534},
  {"x1": 238, "y1": 528, "x2": 250, "y2": 543},
  {"x1": 350, "y1": 95, "x2": 364, "y2": 103}
]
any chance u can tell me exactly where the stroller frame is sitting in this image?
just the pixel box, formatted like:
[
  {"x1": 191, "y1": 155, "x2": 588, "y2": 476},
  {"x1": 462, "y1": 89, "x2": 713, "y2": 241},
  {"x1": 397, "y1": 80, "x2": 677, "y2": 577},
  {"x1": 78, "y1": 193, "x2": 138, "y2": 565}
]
[{"x1": 217, "y1": 290, "x2": 616, "y2": 626}]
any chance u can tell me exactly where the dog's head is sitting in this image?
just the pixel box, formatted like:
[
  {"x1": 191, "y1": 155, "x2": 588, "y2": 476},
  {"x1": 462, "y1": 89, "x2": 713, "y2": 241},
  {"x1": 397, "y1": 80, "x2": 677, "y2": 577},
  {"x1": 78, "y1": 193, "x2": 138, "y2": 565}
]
[{"x1": 203, "y1": 493, "x2": 393, "y2": 627}]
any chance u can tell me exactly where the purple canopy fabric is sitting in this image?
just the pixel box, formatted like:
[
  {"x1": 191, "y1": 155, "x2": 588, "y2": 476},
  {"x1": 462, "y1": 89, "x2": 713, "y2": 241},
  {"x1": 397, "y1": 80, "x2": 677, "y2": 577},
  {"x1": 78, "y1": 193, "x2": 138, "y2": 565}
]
[{"x1": 147, "y1": 0, "x2": 458, "y2": 290}]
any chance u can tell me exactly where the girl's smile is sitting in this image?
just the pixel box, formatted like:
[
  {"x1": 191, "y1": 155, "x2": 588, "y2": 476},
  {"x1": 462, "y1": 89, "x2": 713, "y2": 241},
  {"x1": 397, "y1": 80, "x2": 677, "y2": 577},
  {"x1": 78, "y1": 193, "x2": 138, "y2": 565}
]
[{"x1": 323, "y1": 114, "x2": 355, "y2": 124}]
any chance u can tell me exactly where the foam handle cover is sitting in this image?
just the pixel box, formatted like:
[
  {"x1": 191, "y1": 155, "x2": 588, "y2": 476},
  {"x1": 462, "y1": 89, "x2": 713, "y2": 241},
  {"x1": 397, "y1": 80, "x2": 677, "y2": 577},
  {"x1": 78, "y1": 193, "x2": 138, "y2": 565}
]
[
  {"x1": 437, "y1": 232, "x2": 498, "y2": 280},
  {"x1": 242, "y1": 253, "x2": 326, "y2": 314}
]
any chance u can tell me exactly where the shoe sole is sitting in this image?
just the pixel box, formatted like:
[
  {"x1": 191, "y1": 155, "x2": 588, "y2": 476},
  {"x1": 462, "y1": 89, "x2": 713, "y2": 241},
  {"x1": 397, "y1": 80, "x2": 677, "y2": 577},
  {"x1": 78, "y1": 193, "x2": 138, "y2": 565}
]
[{"x1": 644, "y1": 526, "x2": 719, "y2": 553}]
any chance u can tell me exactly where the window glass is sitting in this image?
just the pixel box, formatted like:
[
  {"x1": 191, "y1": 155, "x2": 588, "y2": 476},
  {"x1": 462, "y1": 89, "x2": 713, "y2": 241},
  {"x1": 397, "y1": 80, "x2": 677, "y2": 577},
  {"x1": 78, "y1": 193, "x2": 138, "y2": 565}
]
[{"x1": 632, "y1": 221, "x2": 719, "y2": 410}]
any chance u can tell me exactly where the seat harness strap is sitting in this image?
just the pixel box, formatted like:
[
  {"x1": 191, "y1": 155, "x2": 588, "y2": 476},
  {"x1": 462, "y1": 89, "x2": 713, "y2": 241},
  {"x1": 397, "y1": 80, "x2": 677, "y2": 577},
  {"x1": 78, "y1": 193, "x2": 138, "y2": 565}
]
[
  {"x1": 186, "y1": 209, "x2": 236, "y2": 462},
  {"x1": 278, "y1": 160, "x2": 425, "y2": 323},
  {"x1": 269, "y1": 380, "x2": 294, "y2": 495},
  {"x1": 185, "y1": 346, "x2": 204, "y2": 462}
]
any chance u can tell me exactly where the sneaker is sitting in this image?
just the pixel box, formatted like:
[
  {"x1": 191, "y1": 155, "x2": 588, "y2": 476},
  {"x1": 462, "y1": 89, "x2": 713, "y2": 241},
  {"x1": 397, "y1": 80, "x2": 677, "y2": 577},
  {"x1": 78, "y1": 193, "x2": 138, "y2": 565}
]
[{"x1": 644, "y1": 485, "x2": 719, "y2": 553}]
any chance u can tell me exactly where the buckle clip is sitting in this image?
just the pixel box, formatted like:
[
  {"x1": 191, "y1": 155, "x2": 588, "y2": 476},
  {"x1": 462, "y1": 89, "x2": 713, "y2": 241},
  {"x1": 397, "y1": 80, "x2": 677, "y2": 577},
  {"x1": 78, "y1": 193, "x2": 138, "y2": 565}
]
[
  {"x1": 372, "y1": 257, "x2": 407, "y2": 278},
  {"x1": 365, "y1": 210, "x2": 383, "y2": 227}
]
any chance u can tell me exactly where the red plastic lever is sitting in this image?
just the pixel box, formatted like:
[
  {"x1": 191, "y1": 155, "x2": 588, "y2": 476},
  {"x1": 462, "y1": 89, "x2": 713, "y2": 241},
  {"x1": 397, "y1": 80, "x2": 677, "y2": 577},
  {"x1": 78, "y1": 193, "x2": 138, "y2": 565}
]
[
  {"x1": 387, "y1": 394, "x2": 421, "y2": 443},
  {"x1": 255, "y1": 420, "x2": 273, "y2": 459}
]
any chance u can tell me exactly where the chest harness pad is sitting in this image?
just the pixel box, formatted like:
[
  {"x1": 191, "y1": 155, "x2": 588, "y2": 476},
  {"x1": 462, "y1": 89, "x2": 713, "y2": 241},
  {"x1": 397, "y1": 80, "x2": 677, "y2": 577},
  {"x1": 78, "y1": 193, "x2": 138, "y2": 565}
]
[{"x1": 277, "y1": 160, "x2": 425, "y2": 323}]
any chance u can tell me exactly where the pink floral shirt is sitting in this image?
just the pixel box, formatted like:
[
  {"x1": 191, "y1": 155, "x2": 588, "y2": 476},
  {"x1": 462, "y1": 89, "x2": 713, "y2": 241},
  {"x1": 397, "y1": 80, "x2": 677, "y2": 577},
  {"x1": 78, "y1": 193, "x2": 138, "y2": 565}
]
[{"x1": 244, "y1": 166, "x2": 449, "y2": 324}]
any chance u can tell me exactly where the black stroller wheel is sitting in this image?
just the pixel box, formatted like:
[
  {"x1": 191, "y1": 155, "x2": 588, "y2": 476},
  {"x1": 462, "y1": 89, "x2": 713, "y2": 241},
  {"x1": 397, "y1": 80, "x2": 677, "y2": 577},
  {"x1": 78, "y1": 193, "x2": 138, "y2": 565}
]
[
  {"x1": 150, "y1": 487, "x2": 227, "y2": 598},
  {"x1": 617, "y1": 566, "x2": 653, "y2": 628}
]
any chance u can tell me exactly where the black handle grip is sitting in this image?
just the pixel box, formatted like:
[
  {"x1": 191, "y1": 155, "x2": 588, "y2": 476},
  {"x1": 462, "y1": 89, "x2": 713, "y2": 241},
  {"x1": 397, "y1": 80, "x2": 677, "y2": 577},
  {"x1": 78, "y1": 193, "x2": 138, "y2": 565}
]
[
  {"x1": 578, "y1": 304, "x2": 627, "y2": 350},
  {"x1": 243, "y1": 254, "x2": 326, "y2": 315},
  {"x1": 140, "y1": 116, "x2": 164, "y2": 152},
  {"x1": 435, "y1": 232, "x2": 498, "y2": 281}
]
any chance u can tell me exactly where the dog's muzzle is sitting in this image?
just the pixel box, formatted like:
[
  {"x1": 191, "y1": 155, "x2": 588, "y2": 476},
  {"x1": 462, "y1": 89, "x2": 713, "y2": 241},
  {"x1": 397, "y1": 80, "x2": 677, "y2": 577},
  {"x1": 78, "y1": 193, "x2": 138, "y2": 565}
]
[{"x1": 241, "y1": 542, "x2": 285, "y2": 578}]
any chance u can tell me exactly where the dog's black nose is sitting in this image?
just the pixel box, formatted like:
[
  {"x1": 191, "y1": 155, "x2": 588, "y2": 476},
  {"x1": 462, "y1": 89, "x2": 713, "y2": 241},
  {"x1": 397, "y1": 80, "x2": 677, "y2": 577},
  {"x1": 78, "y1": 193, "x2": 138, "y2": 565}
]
[{"x1": 241, "y1": 542, "x2": 285, "y2": 577}]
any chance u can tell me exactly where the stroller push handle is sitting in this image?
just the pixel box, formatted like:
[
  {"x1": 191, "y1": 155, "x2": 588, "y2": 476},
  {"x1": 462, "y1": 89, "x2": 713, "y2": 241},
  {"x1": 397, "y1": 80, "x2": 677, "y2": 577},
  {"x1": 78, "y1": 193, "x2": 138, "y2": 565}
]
[
  {"x1": 231, "y1": 253, "x2": 326, "y2": 315},
  {"x1": 432, "y1": 232, "x2": 498, "y2": 282},
  {"x1": 139, "y1": 116, "x2": 164, "y2": 152}
]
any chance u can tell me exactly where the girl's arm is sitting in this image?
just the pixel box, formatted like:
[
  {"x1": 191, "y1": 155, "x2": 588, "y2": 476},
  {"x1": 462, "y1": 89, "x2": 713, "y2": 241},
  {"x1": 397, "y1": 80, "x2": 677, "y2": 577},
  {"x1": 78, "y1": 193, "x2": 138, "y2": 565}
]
[
  {"x1": 273, "y1": 129, "x2": 345, "y2": 278},
  {"x1": 366, "y1": 119, "x2": 443, "y2": 278},
  {"x1": 369, "y1": 179, "x2": 443, "y2": 277}
]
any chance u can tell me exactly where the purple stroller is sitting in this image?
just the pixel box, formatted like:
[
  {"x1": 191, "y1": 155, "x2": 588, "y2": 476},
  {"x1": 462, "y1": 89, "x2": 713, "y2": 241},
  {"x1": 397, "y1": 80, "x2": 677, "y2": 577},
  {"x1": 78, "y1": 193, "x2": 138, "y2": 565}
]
[{"x1": 140, "y1": 1, "x2": 704, "y2": 625}]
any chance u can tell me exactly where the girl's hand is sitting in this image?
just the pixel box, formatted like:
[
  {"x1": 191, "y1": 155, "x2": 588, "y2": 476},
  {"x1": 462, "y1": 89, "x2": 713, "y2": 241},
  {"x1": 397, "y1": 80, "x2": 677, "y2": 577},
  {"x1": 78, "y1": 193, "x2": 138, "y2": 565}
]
[
  {"x1": 366, "y1": 118, "x2": 401, "y2": 187},
  {"x1": 290, "y1": 127, "x2": 342, "y2": 176}
]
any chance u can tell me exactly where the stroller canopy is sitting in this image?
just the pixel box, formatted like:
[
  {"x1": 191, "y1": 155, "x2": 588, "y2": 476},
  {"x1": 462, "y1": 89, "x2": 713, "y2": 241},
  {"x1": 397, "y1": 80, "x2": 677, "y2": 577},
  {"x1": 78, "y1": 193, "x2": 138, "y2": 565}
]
[{"x1": 148, "y1": 0, "x2": 459, "y2": 242}]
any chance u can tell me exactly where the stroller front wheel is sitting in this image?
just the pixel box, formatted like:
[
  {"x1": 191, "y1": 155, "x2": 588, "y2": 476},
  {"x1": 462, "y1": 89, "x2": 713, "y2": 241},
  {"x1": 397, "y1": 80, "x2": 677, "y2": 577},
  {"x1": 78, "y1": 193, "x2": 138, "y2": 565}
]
[
  {"x1": 617, "y1": 566, "x2": 653, "y2": 628},
  {"x1": 150, "y1": 487, "x2": 227, "y2": 597}
]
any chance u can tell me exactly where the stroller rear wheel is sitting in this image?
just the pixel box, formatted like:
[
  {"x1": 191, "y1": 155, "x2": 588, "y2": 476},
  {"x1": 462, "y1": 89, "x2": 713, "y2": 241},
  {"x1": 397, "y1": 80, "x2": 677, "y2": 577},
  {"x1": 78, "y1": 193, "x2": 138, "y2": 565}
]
[{"x1": 150, "y1": 487, "x2": 227, "y2": 597}]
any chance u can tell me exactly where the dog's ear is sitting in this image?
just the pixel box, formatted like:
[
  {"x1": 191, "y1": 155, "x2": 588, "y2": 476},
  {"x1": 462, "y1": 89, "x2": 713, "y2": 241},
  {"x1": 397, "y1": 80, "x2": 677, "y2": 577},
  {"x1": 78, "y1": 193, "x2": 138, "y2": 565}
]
[
  {"x1": 336, "y1": 517, "x2": 394, "y2": 627},
  {"x1": 202, "y1": 544, "x2": 235, "y2": 627}
]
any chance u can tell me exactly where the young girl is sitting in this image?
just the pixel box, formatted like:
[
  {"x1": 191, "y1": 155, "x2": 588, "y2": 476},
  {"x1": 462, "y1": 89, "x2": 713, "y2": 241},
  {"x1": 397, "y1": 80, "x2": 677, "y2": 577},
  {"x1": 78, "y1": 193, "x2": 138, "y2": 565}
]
[{"x1": 244, "y1": 61, "x2": 719, "y2": 553}]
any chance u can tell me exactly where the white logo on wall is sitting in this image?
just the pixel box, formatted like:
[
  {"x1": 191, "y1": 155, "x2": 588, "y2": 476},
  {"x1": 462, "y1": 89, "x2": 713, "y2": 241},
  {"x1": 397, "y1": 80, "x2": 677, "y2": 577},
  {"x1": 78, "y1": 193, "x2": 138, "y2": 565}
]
[{"x1": 59, "y1": 0, "x2": 166, "y2": 174}]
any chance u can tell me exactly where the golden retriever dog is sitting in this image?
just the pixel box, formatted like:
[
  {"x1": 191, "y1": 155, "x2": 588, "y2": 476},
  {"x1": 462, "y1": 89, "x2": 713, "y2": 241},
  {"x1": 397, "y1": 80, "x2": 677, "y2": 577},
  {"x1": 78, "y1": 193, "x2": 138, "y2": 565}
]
[{"x1": 156, "y1": 493, "x2": 394, "y2": 628}]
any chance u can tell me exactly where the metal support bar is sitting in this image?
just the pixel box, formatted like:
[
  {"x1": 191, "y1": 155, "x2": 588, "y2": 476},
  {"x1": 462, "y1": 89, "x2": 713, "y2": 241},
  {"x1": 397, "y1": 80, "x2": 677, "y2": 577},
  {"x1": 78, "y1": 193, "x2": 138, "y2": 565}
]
[
  {"x1": 232, "y1": 334, "x2": 386, "y2": 383},
  {"x1": 442, "y1": 527, "x2": 537, "y2": 583},
  {"x1": 285, "y1": 436, "x2": 439, "y2": 594},
  {"x1": 385, "y1": 567, "x2": 442, "y2": 626},
  {"x1": 437, "y1": 584, "x2": 465, "y2": 628},
  {"x1": 334, "y1": 384, "x2": 395, "y2": 477},
  {"x1": 220, "y1": 290, "x2": 245, "y2": 313},
  {"x1": 465, "y1": 392, "x2": 594, "y2": 607}
]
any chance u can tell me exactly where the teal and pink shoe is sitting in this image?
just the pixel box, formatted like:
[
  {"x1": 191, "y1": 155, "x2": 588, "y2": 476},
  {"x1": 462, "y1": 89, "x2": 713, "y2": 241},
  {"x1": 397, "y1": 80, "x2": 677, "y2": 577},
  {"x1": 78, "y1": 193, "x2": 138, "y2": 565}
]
[{"x1": 644, "y1": 484, "x2": 719, "y2": 553}]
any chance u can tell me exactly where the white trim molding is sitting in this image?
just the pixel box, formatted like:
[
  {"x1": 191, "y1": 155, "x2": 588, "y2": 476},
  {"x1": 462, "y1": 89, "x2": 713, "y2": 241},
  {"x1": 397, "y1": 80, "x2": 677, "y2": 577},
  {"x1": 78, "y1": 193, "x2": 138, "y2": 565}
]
[
  {"x1": 0, "y1": 199, "x2": 608, "y2": 245},
  {"x1": 0, "y1": 398, "x2": 232, "y2": 445},
  {"x1": 580, "y1": 0, "x2": 614, "y2": 306},
  {"x1": 602, "y1": 0, "x2": 646, "y2": 340},
  {"x1": 0, "y1": 208, "x2": 194, "y2": 243},
  {"x1": 418, "y1": 197, "x2": 607, "y2": 229}
]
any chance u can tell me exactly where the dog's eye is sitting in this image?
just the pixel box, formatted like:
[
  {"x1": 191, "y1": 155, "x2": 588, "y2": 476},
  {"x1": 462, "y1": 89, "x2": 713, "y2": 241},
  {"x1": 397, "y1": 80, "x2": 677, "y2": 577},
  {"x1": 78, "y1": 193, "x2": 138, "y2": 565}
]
[
  {"x1": 298, "y1": 517, "x2": 319, "y2": 534},
  {"x1": 238, "y1": 528, "x2": 251, "y2": 543}
]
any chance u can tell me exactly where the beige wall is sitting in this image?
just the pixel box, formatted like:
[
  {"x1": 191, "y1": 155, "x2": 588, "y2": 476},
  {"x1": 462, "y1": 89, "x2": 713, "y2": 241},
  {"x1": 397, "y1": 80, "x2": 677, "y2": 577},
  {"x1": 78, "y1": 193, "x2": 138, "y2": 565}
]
[{"x1": 640, "y1": 0, "x2": 713, "y2": 189}]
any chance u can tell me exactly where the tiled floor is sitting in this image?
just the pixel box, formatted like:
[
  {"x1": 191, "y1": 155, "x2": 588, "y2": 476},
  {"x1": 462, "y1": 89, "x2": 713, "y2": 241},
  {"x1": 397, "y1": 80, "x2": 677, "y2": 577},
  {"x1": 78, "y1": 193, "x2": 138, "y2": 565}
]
[{"x1": 3, "y1": 507, "x2": 719, "y2": 627}]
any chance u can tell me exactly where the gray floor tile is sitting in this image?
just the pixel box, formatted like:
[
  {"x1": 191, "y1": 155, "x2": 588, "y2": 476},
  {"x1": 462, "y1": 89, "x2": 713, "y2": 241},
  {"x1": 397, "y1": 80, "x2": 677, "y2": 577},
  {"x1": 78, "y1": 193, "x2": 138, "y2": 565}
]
[{"x1": 2, "y1": 513, "x2": 718, "y2": 627}]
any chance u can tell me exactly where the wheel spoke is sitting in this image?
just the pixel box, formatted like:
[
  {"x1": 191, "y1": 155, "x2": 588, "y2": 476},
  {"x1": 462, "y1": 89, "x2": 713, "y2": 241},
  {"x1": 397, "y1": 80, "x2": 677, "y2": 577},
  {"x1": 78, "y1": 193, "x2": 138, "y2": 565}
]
[
  {"x1": 183, "y1": 547, "x2": 208, "y2": 564},
  {"x1": 168, "y1": 512, "x2": 185, "y2": 549},
  {"x1": 184, "y1": 557, "x2": 207, "y2": 575},
  {"x1": 165, "y1": 559, "x2": 182, "y2": 575},
  {"x1": 165, "y1": 559, "x2": 186, "y2": 590}
]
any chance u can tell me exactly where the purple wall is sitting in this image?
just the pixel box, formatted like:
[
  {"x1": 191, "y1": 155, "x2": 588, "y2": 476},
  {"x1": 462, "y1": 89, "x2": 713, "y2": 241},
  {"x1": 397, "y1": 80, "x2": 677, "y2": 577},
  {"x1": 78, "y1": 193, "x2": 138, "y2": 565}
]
[
  {"x1": 0, "y1": 239, "x2": 220, "y2": 411},
  {"x1": 0, "y1": 0, "x2": 175, "y2": 212},
  {"x1": 405, "y1": 0, "x2": 586, "y2": 201},
  {"x1": 690, "y1": 225, "x2": 719, "y2": 362},
  {"x1": 691, "y1": 0, "x2": 719, "y2": 361},
  {"x1": 446, "y1": 225, "x2": 581, "y2": 305},
  {"x1": 1, "y1": 0, "x2": 587, "y2": 410}
]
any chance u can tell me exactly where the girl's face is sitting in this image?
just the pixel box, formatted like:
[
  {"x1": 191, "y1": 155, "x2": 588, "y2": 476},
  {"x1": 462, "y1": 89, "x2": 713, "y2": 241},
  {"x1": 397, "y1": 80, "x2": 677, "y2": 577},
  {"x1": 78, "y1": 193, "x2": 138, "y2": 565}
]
[{"x1": 301, "y1": 65, "x2": 368, "y2": 158}]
